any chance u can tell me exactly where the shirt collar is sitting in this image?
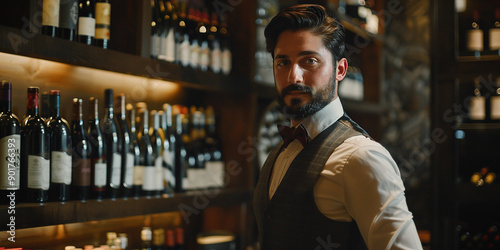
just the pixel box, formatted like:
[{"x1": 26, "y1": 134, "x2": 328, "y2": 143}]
[{"x1": 299, "y1": 97, "x2": 344, "y2": 141}]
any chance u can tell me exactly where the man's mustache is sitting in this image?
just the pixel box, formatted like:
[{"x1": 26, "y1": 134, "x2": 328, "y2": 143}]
[{"x1": 280, "y1": 84, "x2": 313, "y2": 96}]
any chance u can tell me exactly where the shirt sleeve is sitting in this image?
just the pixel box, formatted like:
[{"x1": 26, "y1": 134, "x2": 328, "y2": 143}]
[{"x1": 342, "y1": 143, "x2": 423, "y2": 250}]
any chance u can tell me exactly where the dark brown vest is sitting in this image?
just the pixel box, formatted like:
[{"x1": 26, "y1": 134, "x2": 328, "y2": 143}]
[{"x1": 253, "y1": 117, "x2": 369, "y2": 250}]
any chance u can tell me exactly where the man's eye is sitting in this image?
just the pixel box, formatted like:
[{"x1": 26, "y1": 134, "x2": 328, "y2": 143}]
[
  {"x1": 276, "y1": 60, "x2": 289, "y2": 66},
  {"x1": 306, "y1": 58, "x2": 318, "y2": 64}
]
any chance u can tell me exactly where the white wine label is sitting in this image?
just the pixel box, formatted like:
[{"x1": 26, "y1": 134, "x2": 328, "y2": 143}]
[
  {"x1": 491, "y1": 96, "x2": 500, "y2": 119},
  {"x1": 28, "y1": 155, "x2": 50, "y2": 190},
  {"x1": 151, "y1": 34, "x2": 160, "y2": 57},
  {"x1": 221, "y1": 48, "x2": 232, "y2": 75},
  {"x1": 155, "y1": 163, "x2": 164, "y2": 191},
  {"x1": 0, "y1": 135, "x2": 20, "y2": 190},
  {"x1": 199, "y1": 42, "x2": 210, "y2": 70},
  {"x1": 143, "y1": 167, "x2": 156, "y2": 191},
  {"x1": 489, "y1": 28, "x2": 500, "y2": 50},
  {"x1": 206, "y1": 161, "x2": 225, "y2": 188},
  {"x1": 163, "y1": 149, "x2": 174, "y2": 168},
  {"x1": 469, "y1": 96, "x2": 486, "y2": 120},
  {"x1": 133, "y1": 165, "x2": 144, "y2": 185},
  {"x1": 211, "y1": 41, "x2": 221, "y2": 73},
  {"x1": 190, "y1": 42, "x2": 200, "y2": 68},
  {"x1": 111, "y1": 153, "x2": 122, "y2": 187},
  {"x1": 467, "y1": 29, "x2": 484, "y2": 51},
  {"x1": 78, "y1": 17, "x2": 96, "y2": 37},
  {"x1": 42, "y1": 0, "x2": 60, "y2": 27},
  {"x1": 124, "y1": 153, "x2": 134, "y2": 186},
  {"x1": 165, "y1": 27, "x2": 176, "y2": 62},
  {"x1": 51, "y1": 151, "x2": 72, "y2": 185},
  {"x1": 94, "y1": 162, "x2": 107, "y2": 186},
  {"x1": 180, "y1": 34, "x2": 191, "y2": 67}
]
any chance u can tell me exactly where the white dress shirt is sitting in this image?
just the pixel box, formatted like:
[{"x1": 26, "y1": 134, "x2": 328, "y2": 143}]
[{"x1": 269, "y1": 98, "x2": 423, "y2": 250}]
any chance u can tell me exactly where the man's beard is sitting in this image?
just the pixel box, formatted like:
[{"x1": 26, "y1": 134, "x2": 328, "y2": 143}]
[{"x1": 277, "y1": 76, "x2": 336, "y2": 120}]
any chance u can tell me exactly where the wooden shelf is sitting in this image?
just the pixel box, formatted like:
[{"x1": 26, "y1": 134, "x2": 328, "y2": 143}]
[
  {"x1": 0, "y1": 188, "x2": 252, "y2": 231},
  {"x1": 0, "y1": 25, "x2": 251, "y2": 95}
]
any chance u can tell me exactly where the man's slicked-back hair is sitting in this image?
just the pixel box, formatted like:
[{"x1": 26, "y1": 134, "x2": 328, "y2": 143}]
[{"x1": 264, "y1": 4, "x2": 345, "y2": 61}]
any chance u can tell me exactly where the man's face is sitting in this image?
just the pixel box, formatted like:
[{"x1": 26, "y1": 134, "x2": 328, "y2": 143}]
[{"x1": 273, "y1": 29, "x2": 340, "y2": 121}]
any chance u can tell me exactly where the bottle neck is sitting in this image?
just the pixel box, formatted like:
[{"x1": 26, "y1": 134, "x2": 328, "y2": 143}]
[
  {"x1": 141, "y1": 110, "x2": 149, "y2": 134},
  {"x1": 89, "y1": 98, "x2": 99, "y2": 121},
  {"x1": 49, "y1": 93, "x2": 61, "y2": 118},
  {"x1": 72, "y1": 99, "x2": 83, "y2": 124},
  {"x1": 26, "y1": 90, "x2": 39, "y2": 116},
  {"x1": 1, "y1": 83, "x2": 12, "y2": 113}
]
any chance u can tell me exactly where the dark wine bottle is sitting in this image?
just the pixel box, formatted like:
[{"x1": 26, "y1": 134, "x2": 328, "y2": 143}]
[
  {"x1": 40, "y1": 91, "x2": 51, "y2": 121},
  {"x1": 466, "y1": 10, "x2": 484, "y2": 57},
  {"x1": 489, "y1": 9, "x2": 500, "y2": 54},
  {"x1": 127, "y1": 104, "x2": 142, "y2": 198},
  {"x1": 87, "y1": 97, "x2": 106, "y2": 200},
  {"x1": 150, "y1": 110, "x2": 164, "y2": 197},
  {"x1": 204, "y1": 106, "x2": 224, "y2": 188},
  {"x1": 59, "y1": 0, "x2": 78, "y2": 41},
  {"x1": 0, "y1": 81, "x2": 21, "y2": 205},
  {"x1": 95, "y1": 0, "x2": 111, "y2": 49},
  {"x1": 151, "y1": 0, "x2": 161, "y2": 59},
  {"x1": 77, "y1": 0, "x2": 95, "y2": 45},
  {"x1": 47, "y1": 90, "x2": 72, "y2": 202},
  {"x1": 175, "y1": 1, "x2": 190, "y2": 66},
  {"x1": 71, "y1": 98, "x2": 91, "y2": 201},
  {"x1": 162, "y1": 103, "x2": 175, "y2": 194},
  {"x1": 42, "y1": 0, "x2": 60, "y2": 37},
  {"x1": 21, "y1": 87, "x2": 50, "y2": 203},
  {"x1": 208, "y1": 12, "x2": 221, "y2": 74},
  {"x1": 115, "y1": 94, "x2": 133, "y2": 198},
  {"x1": 101, "y1": 89, "x2": 121, "y2": 199},
  {"x1": 137, "y1": 107, "x2": 155, "y2": 197},
  {"x1": 173, "y1": 108, "x2": 186, "y2": 193}
]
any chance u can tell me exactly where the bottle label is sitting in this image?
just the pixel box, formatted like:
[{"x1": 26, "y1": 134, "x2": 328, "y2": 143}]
[
  {"x1": 199, "y1": 41, "x2": 210, "y2": 70},
  {"x1": 133, "y1": 165, "x2": 144, "y2": 185},
  {"x1": 143, "y1": 167, "x2": 156, "y2": 191},
  {"x1": 72, "y1": 158, "x2": 91, "y2": 186},
  {"x1": 466, "y1": 29, "x2": 484, "y2": 51},
  {"x1": 78, "y1": 17, "x2": 96, "y2": 37},
  {"x1": 95, "y1": 2, "x2": 111, "y2": 40},
  {"x1": 491, "y1": 95, "x2": 500, "y2": 119},
  {"x1": 51, "y1": 151, "x2": 72, "y2": 185},
  {"x1": 125, "y1": 153, "x2": 134, "y2": 187},
  {"x1": 489, "y1": 28, "x2": 500, "y2": 50},
  {"x1": 165, "y1": 27, "x2": 176, "y2": 62},
  {"x1": 190, "y1": 41, "x2": 200, "y2": 68},
  {"x1": 0, "y1": 135, "x2": 21, "y2": 190},
  {"x1": 28, "y1": 155, "x2": 50, "y2": 190},
  {"x1": 205, "y1": 161, "x2": 225, "y2": 188},
  {"x1": 42, "y1": 0, "x2": 60, "y2": 27},
  {"x1": 155, "y1": 163, "x2": 164, "y2": 191},
  {"x1": 180, "y1": 34, "x2": 191, "y2": 66},
  {"x1": 59, "y1": 0, "x2": 78, "y2": 29},
  {"x1": 151, "y1": 34, "x2": 160, "y2": 58},
  {"x1": 94, "y1": 161, "x2": 107, "y2": 186},
  {"x1": 221, "y1": 48, "x2": 232, "y2": 75},
  {"x1": 469, "y1": 96, "x2": 486, "y2": 120},
  {"x1": 211, "y1": 41, "x2": 221, "y2": 73},
  {"x1": 111, "y1": 153, "x2": 122, "y2": 187}
]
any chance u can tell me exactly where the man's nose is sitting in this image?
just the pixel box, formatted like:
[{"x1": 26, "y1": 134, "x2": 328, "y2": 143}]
[{"x1": 287, "y1": 64, "x2": 304, "y2": 84}]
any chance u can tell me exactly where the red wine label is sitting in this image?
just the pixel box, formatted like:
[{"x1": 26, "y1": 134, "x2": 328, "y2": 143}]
[
  {"x1": 28, "y1": 155, "x2": 50, "y2": 190},
  {"x1": 0, "y1": 135, "x2": 20, "y2": 190},
  {"x1": 42, "y1": 0, "x2": 60, "y2": 27},
  {"x1": 51, "y1": 151, "x2": 72, "y2": 185},
  {"x1": 72, "y1": 158, "x2": 91, "y2": 186}
]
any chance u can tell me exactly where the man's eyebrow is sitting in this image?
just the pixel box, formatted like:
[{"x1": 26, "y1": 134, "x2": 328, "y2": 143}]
[{"x1": 274, "y1": 51, "x2": 320, "y2": 59}]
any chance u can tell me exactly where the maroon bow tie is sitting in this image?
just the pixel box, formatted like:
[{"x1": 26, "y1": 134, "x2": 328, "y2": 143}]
[{"x1": 277, "y1": 124, "x2": 308, "y2": 147}]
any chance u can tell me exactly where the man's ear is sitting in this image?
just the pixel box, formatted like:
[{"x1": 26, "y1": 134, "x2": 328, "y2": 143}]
[{"x1": 335, "y1": 58, "x2": 348, "y2": 82}]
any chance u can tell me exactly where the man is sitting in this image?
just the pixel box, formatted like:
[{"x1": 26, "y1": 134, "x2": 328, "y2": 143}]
[{"x1": 253, "y1": 4, "x2": 423, "y2": 249}]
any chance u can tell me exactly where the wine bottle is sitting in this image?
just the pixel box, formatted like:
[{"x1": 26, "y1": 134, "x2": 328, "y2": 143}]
[
  {"x1": 40, "y1": 91, "x2": 51, "y2": 121},
  {"x1": 141, "y1": 227, "x2": 153, "y2": 250},
  {"x1": 159, "y1": 0, "x2": 177, "y2": 62},
  {"x1": 59, "y1": 0, "x2": 78, "y2": 41},
  {"x1": 466, "y1": 10, "x2": 484, "y2": 57},
  {"x1": 173, "y1": 108, "x2": 186, "y2": 192},
  {"x1": 0, "y1": 81, "x2": 21, "y2": 205},
  {"x1": 127, "y1": 104, "x2": 142, "y2": 198},
  {"x1": 101, "y1": 89, "x2": 121, "y2": 199},
  {"x1": 188, "y1": 8, "x2": 201, "y2": 69},
  {"x1": 115, "y1": 94, "x2": 133, "y2": 198},
  {"x1": 175, "y1": 1, "x2": 190, "y2": 66},
  {"x1": 165, "y1": 229, "x2": 175, "y2": 250},
  {"x1": 204, "y1": 106, "x2": 224, "y2": 188},
  {"x1": 219, "y1": 21, "x2": 232, "y2": 75},
  {"x1": 174, "y1": 227, "x2": 185, "y2": 250},
  {"x1": 21, "y1": 87, "x2": 50, "y2": 203},
  {"x1": 162, "y1": 103, "x2": 175, "y2": 194},
  {"x1": 77, "y1": 0, "x2": 96, "y2": 45},
  {"x1": 489, "y1": 8, "x2": 500, "y2": 54},
  {"x1": 153, "y1": 228, "x2": 166, "y2": 250},
  {"x1": 95, "y1": 0, "x2": 111, "y2": 49},
  {"x1": 137, "y1": 106, "x2": 155, "y2": 197},
  {"x1": 469, "y1": 77, "x2": 486, "y2": 121},
  {"x1": 490, "y1": 77, "x2": 500, "y2": 121},
  {"x1": 151, "y1": 0, "x2": 161, "y2": 59},
  {"x1": 208, "y1": 12, "x2": 221, "y2": 74},
  {"x1": 47, "y1": 90, "x2": 72, "y2": 202},
  {"x1": 71, "y1": 98, "x2": 91, "y2": 201},
  {"x1": 87, "y1": 97, "x2": 106, "y2": 200},
  {"x1": 42, "y1": 0, "x2": 60, "y2": 37},
  {"x1": 198, "y1": 9, "x2": 210, "y2": 71},
  {"x1": 150, "y1": 110, "x2": 164, "y2": 197}
]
